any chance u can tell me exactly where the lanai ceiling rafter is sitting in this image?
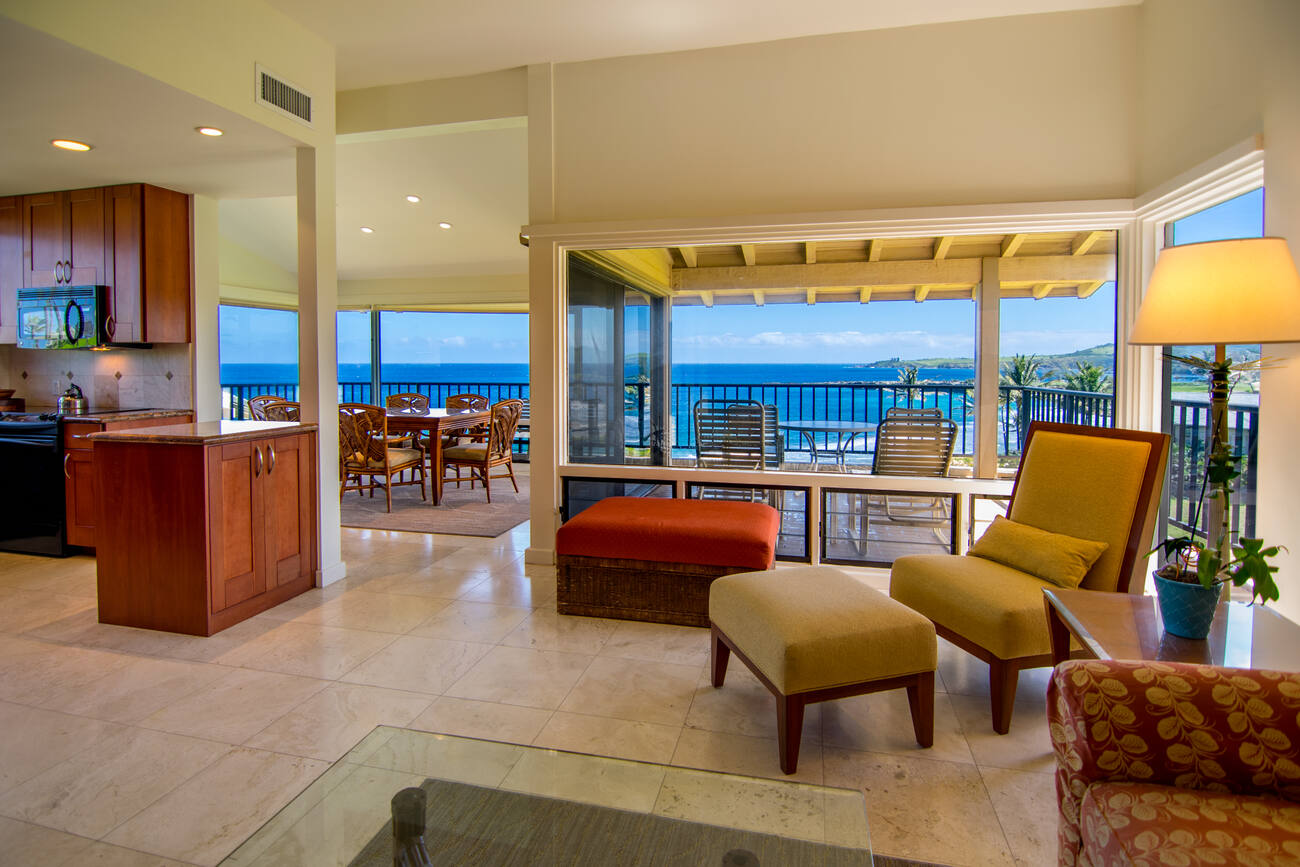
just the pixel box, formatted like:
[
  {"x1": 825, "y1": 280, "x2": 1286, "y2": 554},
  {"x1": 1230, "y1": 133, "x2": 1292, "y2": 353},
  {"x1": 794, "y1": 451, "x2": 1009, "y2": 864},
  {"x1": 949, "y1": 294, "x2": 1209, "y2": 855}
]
[{"x1": 633, "y1": 230, "x2": 1118, "y2": 308}]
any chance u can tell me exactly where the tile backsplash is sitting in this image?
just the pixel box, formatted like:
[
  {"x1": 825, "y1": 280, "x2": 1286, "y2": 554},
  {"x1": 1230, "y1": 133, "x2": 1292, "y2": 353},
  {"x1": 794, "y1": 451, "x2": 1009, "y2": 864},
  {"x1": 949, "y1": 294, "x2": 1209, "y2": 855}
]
[{"x1": 0, "y1": 343, "x2": 192, "y2": 410}]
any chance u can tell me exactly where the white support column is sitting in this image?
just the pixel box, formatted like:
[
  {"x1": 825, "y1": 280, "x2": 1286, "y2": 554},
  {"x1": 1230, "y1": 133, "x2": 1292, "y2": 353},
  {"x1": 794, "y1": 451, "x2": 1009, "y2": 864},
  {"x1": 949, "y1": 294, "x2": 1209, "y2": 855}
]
[
  {"x1": 190, "y1": 195, "x2": 221, "y2": 422},
  {"x1": 526, "y1": 62, "x2": 559, "y2": 565},
  {"x1": 296, "y1": 145, "x2": 346, "y2": 586},
  {"x1": 526, "y1": 239, "x2": 561, "y2": 565},
  {"x1": 973, "y1": 257, "x2": 1000, "y2": 478}
]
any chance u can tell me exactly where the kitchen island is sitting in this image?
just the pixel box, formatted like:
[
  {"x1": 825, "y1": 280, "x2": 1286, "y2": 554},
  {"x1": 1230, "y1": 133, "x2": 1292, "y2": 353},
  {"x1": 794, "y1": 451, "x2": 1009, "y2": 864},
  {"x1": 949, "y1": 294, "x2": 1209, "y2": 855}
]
[{"x1": 91, "y1": 420, "x2": 318, "y2": 636}]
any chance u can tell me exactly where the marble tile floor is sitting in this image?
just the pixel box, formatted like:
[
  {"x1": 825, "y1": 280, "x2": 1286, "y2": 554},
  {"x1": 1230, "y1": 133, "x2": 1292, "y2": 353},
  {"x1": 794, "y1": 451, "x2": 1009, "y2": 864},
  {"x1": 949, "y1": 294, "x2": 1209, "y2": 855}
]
[{"x1": 0, "y1": 526, "x2": 1061, "y2": 867}]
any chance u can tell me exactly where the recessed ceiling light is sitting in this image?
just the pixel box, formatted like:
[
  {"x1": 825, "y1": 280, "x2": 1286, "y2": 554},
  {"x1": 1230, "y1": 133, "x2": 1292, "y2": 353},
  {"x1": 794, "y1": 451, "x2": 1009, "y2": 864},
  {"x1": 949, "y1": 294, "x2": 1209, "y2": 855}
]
[
  {"x1": 405, "y1": 195, "x2": 421, "y2": 203},
  {"x1": 51, "y1": 139, "x2": 92, "y2": 152},
  {"x1": 438, "y1": 221, "x2": 453, "y2": 230},
  {"x1": 196, "y1": 127, "x2": 224, "y2": 137},
  {"x1": 360, "y1": 226, "x2": 374, "y2": 234}
]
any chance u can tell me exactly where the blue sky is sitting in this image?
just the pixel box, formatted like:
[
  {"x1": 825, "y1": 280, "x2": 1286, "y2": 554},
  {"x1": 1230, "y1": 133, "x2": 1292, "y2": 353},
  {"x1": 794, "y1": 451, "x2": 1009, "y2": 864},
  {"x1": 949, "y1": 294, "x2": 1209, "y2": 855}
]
[{"x1": 221, "y1": 188, "x2": 1262, "y2": 368}]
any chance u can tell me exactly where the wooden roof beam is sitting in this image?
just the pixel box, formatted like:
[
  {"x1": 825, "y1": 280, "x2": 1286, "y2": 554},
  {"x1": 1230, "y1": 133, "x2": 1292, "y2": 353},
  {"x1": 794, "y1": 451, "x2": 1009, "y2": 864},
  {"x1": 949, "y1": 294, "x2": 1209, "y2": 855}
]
[
  {"x1": 1000, "y1": 234, "x2": 1026, "y2": 257},
  {"x1": 859, "y1": 287, "x2": 872, "y2": 303},
  {"x1": 740, "y1": 244, "x2": 756, "y2": 266},
  {"x1": 670, "y1": 255, "x2": 1110, "y2": 293},
  {"x1": 753, "y1": 290, "x2": 765, "y2": 306},
  {"x1": 868, "y1": 239, "x2": 884, "y2": 261},
  {"x1": 699, "y1": 290, "x2": 714, "y2": 307},
  {"x1": 676, "y1": 246, "x2": 698, "y2": 267},
  {"x1": 914, "y1": 286, "x2": 932, "y2": 302},
  {"x1": 1078, "y1": 280, "x2": 1105, "y2": 298},
  {"x1": 1032, "y1": 283, "x2": 1053, "y2": 299},
  {"x1": 806, "y1": 288, "x2": 817, "y2": 305},
  {"x1": 933, "y1": 236, "x2": 954, "y2": 260},
  {"x1": 805, "y1": 242, "x2": 817, "y2": 264},
  {"x1": 1071, "y1": 231, "x2": 1105, "y2": 257}
]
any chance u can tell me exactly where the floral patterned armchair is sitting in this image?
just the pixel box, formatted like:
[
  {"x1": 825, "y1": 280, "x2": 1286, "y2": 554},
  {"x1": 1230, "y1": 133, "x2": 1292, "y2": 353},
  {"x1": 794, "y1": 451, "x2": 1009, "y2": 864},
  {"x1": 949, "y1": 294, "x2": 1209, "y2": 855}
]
[{"x1": 1049, "y1": 659, "x2": 1300, "y2": 866}]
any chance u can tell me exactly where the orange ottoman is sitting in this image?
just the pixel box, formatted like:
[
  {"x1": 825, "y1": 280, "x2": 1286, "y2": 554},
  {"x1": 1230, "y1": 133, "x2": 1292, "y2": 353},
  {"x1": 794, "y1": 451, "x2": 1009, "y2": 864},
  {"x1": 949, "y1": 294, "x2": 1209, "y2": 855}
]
[{"x1": 556, "y1": 497, "x2": 780, "y2": 627}]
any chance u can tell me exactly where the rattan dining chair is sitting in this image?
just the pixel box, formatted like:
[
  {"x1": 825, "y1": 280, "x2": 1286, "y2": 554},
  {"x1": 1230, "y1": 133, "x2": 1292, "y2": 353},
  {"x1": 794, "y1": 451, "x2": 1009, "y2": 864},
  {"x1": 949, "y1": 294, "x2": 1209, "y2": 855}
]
[
  {"x1": 247, "y1": 394, "x2": 286, "y2": 421},
  {"x1": 261, "y1": 400, "x2": 300, "y2": 422},
  {"x1": 338, "y1": 402, "x2": 426, "y2": 512},
  {"x1": 440, "y1": 399, "x2": 522, "y2": 504},
  {"x1": 383, "y1": 392, "x2": 427, "y2": 453}
]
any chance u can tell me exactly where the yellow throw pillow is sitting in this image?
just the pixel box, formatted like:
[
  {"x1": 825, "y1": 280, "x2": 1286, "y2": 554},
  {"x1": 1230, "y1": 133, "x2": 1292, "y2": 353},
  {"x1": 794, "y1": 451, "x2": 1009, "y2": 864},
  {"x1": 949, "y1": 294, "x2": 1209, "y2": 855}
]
[{"x1": 968, "y1": 515, "x2": 1109, "y2": 589}]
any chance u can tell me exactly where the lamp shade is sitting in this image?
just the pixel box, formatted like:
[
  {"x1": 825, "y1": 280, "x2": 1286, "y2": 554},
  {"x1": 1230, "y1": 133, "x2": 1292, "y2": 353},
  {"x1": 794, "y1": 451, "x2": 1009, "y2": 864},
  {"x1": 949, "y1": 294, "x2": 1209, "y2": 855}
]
[{"x1": 1129, "y1": 237, "x2": 1300, "y2": 345}]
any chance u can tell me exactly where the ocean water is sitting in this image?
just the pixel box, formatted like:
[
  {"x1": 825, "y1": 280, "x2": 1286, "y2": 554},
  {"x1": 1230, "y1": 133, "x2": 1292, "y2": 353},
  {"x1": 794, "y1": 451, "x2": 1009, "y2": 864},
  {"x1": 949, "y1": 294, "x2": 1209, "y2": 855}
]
[{"x1": 221, "y1": 362, "x2": 974, "y2": 386}]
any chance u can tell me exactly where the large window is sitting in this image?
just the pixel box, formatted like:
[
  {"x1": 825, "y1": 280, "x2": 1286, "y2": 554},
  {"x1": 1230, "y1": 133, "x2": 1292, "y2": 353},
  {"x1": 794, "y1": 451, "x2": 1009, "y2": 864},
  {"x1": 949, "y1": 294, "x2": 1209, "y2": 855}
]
[
  {"x1": 1161, "y1": 188, "x2": 1264, "y2": 545},
  {"x1": 219, "y1": 304, "x2": 298, "y2": 417}
]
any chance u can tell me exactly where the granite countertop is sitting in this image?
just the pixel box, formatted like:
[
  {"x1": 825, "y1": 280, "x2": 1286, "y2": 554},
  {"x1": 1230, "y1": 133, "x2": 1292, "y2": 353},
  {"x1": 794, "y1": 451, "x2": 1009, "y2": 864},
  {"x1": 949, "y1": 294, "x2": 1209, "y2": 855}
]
[
  {"x1": 61, "y1": 408, "x2": 194, "y2": 424},
  {"x1": 88, "y1": 420, "x2": 318, "y2": 445}
]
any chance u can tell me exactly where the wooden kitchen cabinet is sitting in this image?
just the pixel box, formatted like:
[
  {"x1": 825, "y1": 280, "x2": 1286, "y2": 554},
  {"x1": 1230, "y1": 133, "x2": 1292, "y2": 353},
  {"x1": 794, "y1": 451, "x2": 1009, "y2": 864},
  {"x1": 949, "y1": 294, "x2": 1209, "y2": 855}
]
[
  {"x1": 104, "y1": 184, "x2": 191, "y2": 344},
  {"x1": 63, "y1": 412, "x2": 193, "y2": 549},
  {"x1": 0, "y1": 196, "x2": 19, "y2": 343},
  {"x1": 22, "y1": 187, "x2": 106, "y2": 288},
  {"x1": 94, "y1": 422, "x2": 318, "y2": 636}
]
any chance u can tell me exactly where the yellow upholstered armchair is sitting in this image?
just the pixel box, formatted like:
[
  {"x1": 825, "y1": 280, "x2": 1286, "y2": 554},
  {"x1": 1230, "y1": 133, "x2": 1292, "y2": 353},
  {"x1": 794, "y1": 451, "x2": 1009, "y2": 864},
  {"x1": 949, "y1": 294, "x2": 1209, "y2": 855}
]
[{"x1": 889, "y1": 422, "x2": 1169, "y2": 734}]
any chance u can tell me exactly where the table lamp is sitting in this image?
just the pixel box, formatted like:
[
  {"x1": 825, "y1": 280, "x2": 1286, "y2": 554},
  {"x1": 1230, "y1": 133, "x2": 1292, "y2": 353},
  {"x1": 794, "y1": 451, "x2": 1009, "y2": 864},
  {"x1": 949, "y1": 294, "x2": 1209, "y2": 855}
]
[{"x1": 1129, "y1": 236, "x2": 1300, "y2": 555}]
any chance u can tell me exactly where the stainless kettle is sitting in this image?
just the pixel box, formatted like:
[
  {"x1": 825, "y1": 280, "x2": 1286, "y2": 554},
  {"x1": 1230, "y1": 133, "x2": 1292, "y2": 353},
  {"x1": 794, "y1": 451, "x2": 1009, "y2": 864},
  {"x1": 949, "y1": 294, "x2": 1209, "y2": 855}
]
[{"x1": 58, "y1": 383, "x2": 88, "y2": 415}]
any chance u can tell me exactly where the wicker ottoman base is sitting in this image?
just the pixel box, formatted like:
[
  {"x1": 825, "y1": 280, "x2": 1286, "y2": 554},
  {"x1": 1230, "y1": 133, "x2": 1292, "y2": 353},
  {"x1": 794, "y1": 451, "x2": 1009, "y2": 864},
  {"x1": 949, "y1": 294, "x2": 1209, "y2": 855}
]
[{"x1": 557, "y1": 554, "x2": 754, "y2": 627}]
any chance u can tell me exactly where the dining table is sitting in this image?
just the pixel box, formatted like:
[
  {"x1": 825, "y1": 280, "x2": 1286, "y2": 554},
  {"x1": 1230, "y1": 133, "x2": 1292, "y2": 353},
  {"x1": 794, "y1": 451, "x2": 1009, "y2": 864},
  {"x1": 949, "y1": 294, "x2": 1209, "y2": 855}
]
[{"x1": 385, "y1": 407, "x2": 491, "y2": 505}]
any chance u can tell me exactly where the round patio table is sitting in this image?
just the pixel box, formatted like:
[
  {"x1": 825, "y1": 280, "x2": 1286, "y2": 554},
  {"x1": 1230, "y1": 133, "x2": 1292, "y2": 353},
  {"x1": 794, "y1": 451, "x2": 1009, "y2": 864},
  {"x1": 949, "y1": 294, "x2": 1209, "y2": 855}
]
[{"x1": 780, "y1": 419, "x2": 875, "y2": 468}]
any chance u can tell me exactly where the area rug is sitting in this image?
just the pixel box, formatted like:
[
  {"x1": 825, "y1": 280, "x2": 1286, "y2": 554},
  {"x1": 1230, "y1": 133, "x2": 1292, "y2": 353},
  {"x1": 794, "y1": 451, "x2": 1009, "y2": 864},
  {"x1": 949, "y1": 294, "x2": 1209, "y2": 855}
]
[
  {"x1": 340, "y1": 468, "x2": 529, "y2": 537},
  {"x1": 348, "y1": 778, "x2": 923, "y2": 866}
]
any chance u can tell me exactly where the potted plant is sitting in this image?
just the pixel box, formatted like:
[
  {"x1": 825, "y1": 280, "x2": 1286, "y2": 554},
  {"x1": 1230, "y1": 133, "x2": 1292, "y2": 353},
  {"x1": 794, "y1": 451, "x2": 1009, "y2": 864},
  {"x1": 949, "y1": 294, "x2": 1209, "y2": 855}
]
[{"x1": 1151, "y1": 430, "x2": 1283, "y2": 639}]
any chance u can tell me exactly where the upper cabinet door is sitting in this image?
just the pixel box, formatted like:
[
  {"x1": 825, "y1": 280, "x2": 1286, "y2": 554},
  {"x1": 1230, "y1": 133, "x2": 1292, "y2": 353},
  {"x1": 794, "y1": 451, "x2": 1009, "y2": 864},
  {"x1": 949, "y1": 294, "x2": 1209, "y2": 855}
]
[
  {"x1": 0, "y1": 197, "x2": 20, "y2": 342},
  {"x1": 66, "y1": 187, "x2": 106, "y2": 286},
  {"x1": 105, "y1": 185, "x2": 142, "y2": 343},
  {"x1": 21, "y1": 189, "x2": 106, "y2": 288},
  {"x1": 23, "y1": 192, "x2": 65, "y2": 287}
]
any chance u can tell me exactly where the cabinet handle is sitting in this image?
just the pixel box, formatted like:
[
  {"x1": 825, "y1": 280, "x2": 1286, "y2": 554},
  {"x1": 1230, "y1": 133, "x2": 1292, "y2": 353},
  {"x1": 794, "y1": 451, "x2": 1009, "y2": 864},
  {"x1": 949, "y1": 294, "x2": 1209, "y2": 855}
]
[
  {"x1": 267, "y1": 443, "x2": 276, "y2": 475},
  {"x1": 105, "y1": 315, "x2": 115, "y2": 340},
  {"x1": 254, "y1": 446, "x2": 263, "y2": 477},
  {"x1": 63, "y1": 453, "x2": 71, "y2": 479},
  {"x1": 55, "y1": 261, "x2": 64, "y2": 283}
]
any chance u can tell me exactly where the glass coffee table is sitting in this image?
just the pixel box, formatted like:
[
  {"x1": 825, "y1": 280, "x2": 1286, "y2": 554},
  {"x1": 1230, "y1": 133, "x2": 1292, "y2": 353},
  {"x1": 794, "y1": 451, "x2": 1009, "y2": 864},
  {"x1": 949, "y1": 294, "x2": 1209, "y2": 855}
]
[{"x1": 220, "y1": 727, "x2": 871, "y2": 865}]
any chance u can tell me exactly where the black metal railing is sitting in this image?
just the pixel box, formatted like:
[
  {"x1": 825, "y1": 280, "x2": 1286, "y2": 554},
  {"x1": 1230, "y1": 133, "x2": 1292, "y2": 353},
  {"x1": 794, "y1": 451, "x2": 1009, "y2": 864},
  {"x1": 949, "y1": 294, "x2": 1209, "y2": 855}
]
[{"x1": 222, "y1": 377, "x2": 1257, "y2": 540}]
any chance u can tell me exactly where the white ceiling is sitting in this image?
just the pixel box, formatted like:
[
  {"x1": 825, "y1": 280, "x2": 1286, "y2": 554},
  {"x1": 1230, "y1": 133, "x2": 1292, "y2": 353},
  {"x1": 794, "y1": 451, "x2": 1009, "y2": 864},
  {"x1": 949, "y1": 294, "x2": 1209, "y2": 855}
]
[
  {"x1": 221, "y1": 121, "x2": 529, "y2": 280},
  {"x1": 266, "y1": 0, "x2": 1141, "y2": 90},
  {"x1": 0, "y1": 19, "x2": 300, "y2": 200},
  {"x1": 3, "y1": 1, "x2": 1137, "y2": 288}
]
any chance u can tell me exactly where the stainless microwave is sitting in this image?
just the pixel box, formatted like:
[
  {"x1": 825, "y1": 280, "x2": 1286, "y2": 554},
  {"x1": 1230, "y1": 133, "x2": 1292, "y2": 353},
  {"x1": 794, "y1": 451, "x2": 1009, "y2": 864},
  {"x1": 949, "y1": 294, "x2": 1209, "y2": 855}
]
[{"x1": 16, "y1": 286, "x2": 107, "y2": 350}]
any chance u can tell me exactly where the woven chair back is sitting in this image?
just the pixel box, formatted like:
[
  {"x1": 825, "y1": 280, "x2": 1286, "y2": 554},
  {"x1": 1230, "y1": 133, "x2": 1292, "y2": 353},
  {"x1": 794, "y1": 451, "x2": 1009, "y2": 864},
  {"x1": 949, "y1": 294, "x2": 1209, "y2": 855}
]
[
  {"x1": 694, "y1": 399, "x2": 769, "y2": 470},
  {"x1": 247, "y1": 394, "x2": 286, "y2": 421},
  {"x1": 386, "y1": 393, "x2": 430, "y2": 413},
  {"x1": 338, "y1": 403, "x2": 388, "y2": 465},
  {"x1": 262, "y1": 400, "x2": 300, "y2": 422},
  {"x1": 446, "y1": 393, "x2": 489, "y2": 412},
  {"x1": 486, "y1": 400, "x2": 523, "y2": 461}
]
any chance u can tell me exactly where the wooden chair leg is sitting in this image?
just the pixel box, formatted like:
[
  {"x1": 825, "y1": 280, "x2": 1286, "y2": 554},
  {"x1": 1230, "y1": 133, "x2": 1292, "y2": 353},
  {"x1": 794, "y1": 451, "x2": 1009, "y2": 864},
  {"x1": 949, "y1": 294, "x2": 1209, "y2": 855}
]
[
  {"x1": 506, "y1": 461, "x2": 519, "y2": 493},
  {"x1": 418, "y1": 463, "x2": 427, "y2": 501},
  {"x1": 906, "y1": 671, "x2": 935, "y2": 747},
  {"x1": 483, "y1": 465, "x2": 492, "y2": 503},
  {"x1": 989, "y1": 659, "x2": 1019, "y2": 735},
  {"x1": 385, "y1": 472, "x2": 394, "y2": 513},
  {"x1": 710, "y1": 627, "x2": 730, "y2": 687},
  {"x1": 777, "y1": 693, "x2": 806, "y2": 775}
]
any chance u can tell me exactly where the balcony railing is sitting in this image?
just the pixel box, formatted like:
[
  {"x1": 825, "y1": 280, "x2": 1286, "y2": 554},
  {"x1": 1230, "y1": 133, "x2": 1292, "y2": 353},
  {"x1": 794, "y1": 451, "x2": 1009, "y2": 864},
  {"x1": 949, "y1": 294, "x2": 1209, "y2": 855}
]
[{"x1": 222, "y1": 377, "x2": 1256, "y2": 541}]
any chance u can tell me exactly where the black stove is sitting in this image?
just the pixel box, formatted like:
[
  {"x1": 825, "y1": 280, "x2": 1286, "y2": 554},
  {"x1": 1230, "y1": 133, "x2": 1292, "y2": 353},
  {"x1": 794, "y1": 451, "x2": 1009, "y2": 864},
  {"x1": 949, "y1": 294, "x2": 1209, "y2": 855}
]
[{"x1": 0, "y1": 412, "x2": 69, "y2": 555}]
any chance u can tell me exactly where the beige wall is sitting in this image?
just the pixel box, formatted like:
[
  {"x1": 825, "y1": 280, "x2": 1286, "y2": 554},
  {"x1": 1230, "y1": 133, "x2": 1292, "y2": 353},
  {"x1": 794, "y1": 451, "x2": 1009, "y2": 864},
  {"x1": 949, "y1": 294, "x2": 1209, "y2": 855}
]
[
  {"x1": 220, "y1": 237, "x2": 300, "y2": 308},
  {"x1": 338, "y1": 68, "x2": 527, "y2": 134},
  {"x1": 550, "y1": 7, "x2": 1139, "y2": 223},
  {"x1": 1138, "y1": 0, "x2": 1300, "y2": 622}
]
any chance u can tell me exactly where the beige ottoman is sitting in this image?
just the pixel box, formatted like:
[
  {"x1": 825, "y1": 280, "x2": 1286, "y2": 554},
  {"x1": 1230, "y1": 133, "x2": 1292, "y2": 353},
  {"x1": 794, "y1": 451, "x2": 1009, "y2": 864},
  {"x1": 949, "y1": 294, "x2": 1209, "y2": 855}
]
[{"x1": 709, "y1": 565, "x2": 937, "y2": 774}]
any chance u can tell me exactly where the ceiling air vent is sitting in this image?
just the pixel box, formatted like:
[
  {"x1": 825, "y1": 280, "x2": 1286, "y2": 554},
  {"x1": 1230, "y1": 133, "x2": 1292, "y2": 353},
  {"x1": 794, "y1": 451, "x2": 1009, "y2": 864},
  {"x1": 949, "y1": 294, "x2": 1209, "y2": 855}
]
[{"x1": 254, "y1": 64, "x2": 313, "y2": 127}]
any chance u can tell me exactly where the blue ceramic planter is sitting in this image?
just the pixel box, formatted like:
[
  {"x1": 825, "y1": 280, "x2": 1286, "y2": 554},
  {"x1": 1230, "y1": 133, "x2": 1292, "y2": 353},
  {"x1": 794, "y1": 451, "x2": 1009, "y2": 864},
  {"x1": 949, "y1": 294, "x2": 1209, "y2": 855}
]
[{"x1": 1155, "y1": 573, "x2": 1221, "y2": 639}]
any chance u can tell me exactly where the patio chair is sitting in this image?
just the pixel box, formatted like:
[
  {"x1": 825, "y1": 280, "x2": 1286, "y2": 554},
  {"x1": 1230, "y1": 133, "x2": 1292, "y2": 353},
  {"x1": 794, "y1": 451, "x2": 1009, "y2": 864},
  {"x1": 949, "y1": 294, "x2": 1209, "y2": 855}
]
[
  {"x1": 889, "y1": 422, "x2": 1169, "y2": 733},
  {"x1": 246, "y1": 394, "x2": 286, "y2": 420},
  {"x1": 694, "y1": 399, "x2": 778, "y2": 470},
  {"x1": 261, "y1": 400, "x2": 300, "y2": 422},
  {"x1": 338, "y1": 402, "x2": 427, "y2": 512},
  {"x1": 440, "y1": 399, "x2": 523, "y2": 504},
  {"x1": 870, "y1": 414, "x2": 958, "y2": 531}
]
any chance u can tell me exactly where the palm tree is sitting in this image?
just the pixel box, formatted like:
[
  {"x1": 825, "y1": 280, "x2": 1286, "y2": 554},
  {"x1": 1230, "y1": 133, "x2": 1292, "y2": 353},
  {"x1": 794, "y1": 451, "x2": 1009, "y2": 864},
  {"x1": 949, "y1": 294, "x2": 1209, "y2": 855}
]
[
  {"x1": 896, "y1": 364, "x2": 920, "y2": 385},
  {"x1": 998, "y1": 354, "x2": 1043, "y2": 451},
  {"x1": 998, "y1": 354, "x2": 1043, "y2": 389},
  {"x1": 1061, "y1": 361, "x2": 1112, "y2": 394}
]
